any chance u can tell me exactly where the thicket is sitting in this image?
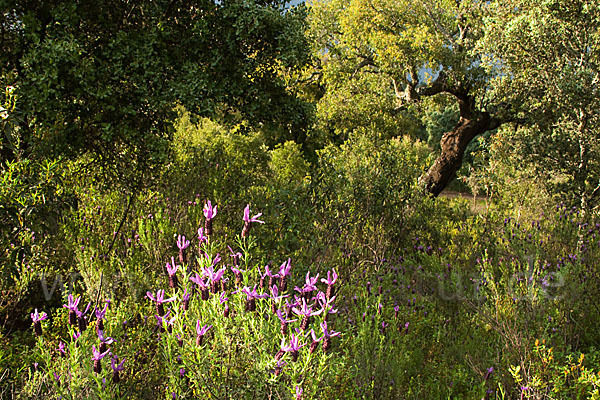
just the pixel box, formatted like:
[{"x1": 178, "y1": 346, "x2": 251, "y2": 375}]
[
  {"x1": 2, "y1": 0, "x2": 600, "y2": 398},
  {"x1": 1, "y1": 111, "x2": 599, "y2": 398}
]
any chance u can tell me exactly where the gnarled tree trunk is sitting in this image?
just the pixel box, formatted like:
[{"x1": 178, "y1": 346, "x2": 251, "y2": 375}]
[{"x1": 420, "y1": 94, "x2": 502, "y2": 197}]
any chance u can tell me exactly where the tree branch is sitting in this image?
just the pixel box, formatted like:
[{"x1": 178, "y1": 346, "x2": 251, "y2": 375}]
[{"x1": 351, "y1": 54, "x2": 376, "y2": 79}]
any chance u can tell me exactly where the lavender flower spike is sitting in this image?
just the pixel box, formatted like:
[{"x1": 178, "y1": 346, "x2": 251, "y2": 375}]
[
  {"x1": 111, "y1": 356, "x2": 126, "y2": 383},
  {"x1": 320, "y1": 321, "x2": 340, "y2": 352},
  {"x1": 296, "y1": 385, "x2": 303, "y2": 400},
  {"x1": 308, "y1": 329, "x2": 323, "y2": 354},
  {"x1": 146, "y1": 289, "x2": 177, "y2": 316},
  {"x1": 190, "y1": 273, "x2": 210, "y2": 300},
  {"x1": 182, "y1": 288, "x2": 192, "y2": 311},
  {"x1": 77, "y1": 302, "x2": 92, "y2": 332},
  {"x1": 321, "y1": 269, "x2": 338, "y2": 299},
  {"x1": 197, "y1": 227, "x2": 207, "y2": 244},
  {"x1": 293, "y1": 297, "x2": 322, "y2": 330},
  {"x1": 166, "y1": 256, "x2": 180, "y2": 289},
  {"x1": 30, "y1": 309, "x2": 48, "y2": 336},
  {"x1": 176, "y1": 235, "x2": 190, "y2": 250},
  {"x1": 282, "y1": 333, "x2": 306, "y2": 362},
  {"x1": 278, "y1": 258, "x2": 292, "y2": 292},
  {"x1": 176, "y1": 235, "x2": 190, "y2": 263},
  {"x1": 95, "y1": 301, "x2": 109, "y2": 332},
  {"x1": 195, "y1": 321, "x2": 212, "y2": 346},
  {"x1": 98, "y1": 330, "x2": 115, "y2": 353},
  {"x1": 241, "y1": 204, "x2": 264, "y2": 238},
  {"x1": 203, "y1": 200, "x2": 218, "y2": 235},
  {"x1": 63, "y1": 294, "x2": 81, "y2": 326},
  {"x1": 92, "y1": 345, "x2": 110, "y2": 373}
]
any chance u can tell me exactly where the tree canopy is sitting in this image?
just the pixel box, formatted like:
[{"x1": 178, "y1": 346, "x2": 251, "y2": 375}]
[
  {"x1": 481, "y1": 0, "x2": 600, "y2": 210},
  {"x1": 308, "y1": 0, "x2": 600, "y2": 201},
  {"x1": 1, "y1": 0, "x2": 310, "y2": 182}
]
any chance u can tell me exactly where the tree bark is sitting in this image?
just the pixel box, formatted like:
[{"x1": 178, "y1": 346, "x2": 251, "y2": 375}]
[{"x1": 420, "y1": 95, "x2": 501, "y2": 197}]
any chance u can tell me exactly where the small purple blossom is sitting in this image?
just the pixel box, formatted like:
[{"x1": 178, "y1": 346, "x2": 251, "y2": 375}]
[
  {"x1": 166, "y1": 256, "x2": 180, "y2": 288},
  {"x1": 176, "y1": 235, "x2": 190, "y2": 250},
  {"x1": 63, "y1": 294, "x2": 80, "y2": 325},
  {"x1": 203, "y1": 200, "x2": 217, "y2": 235},
  {"x1": 95, "y1": 301, "x2": 109, "y2": 321},
  {"x1": 146, "y1": 289, "x2": 177, "y2": 304},
  {"x1": 197, "y1": 227, "x2": 207, "y2": 244},
  {"x1": 31, "y1": 309, "x2": 47, "y2": 335},
  {"x1": 195, "y1": 321, "x2": 212, "y2": 346},
  {"x1": 57, "y1": 341, "x2": 66, "y2": 357},
  {"x1": 320, "y1": 269, "x2": 338, "y2": 286},
  {"x1": 241, "y1": 204, "x2": 264, "y2": 237},
  {"x1": 146, "y1": 289, "x2": 177, "y2": 316},
  {"x1": 111, "y1": 356, "x2": 125, "y2": 377},
  {"x1": 166, "y1": 257, "x2": 179, "y2": 276},
  {"x1": 182, "y1": 288, "x2": 192, "y2": 310},
  {"x1": 31, "y1": 309, "x2": 48, "y2": 323},
  {"x1": 92, "y1": 345, "x2": 110, "y2": 373},
  {"x1": 243, "y1": 204, "x2": 264, "y2": 224},
  {"x1": 279, "y1": 258, "x2": 292, "y2": 278},
  {"x1": 203, "y1": 200, "x2": 217, "y2": 220},
  {"x1": 320, "y1": 321, "x2": 340, "y2": 351},
  {"x1": 281, "y1": 333, "x2": 306, "y2": 361},
  {"x1": 63, "y1": 294, "x2": 81, "y2": 311}
]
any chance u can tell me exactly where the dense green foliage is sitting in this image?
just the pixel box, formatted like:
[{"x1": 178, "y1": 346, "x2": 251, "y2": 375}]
[
  {"x1": 1, "y1": 0, "x2": 600, "y2": 399},
  {"x1": 0, "y1": 0, "x2": 310, "y2": 178}
]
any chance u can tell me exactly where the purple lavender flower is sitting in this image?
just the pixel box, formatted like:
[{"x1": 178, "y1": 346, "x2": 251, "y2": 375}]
[
  {"x1": 92, "y1": 345, "x2": 110, "y2": 373},
  {"x1": 111, "y1": 356, "x2": 126, "y2": 383},
  {"x1": 274, "y1": 358, "x2": 286, "y2": 376},
  {"x1": 294, "y1": 272, "x2": 319, "y2": 298},
  {"x1": 484, "y1": 367, "x2": 494, "y2": 381},
  {"x1": 231, "y1": 266, "x2": 245, "y2": 286},
  {"x1": 202, "y1": 264, "x2": 226, "y2": 293},
  {"x1": 278, "y1": 258, "x2": 291, "y2": 292},
  {"x1": 190, "y1": 273, "x2": 210, "y2": 300},
  {"x1": 229, "y1": 246, "x2": 242, "y2": 266},
  {"x1": 320, "y1": 269, "x2": 338, "y2": 299},
  {"x1": 166, "y1": 257, "x2": 180, "y2": 288},
  {"x1": 320, "y1": 321, "x2": 340, "y2": 352},
  {"x1": 156, "y1": 312, "x2": 176, "y2": 333},
  {"x1": 241, "y1": 204, "x2": 264, "y2": 238},
  {"x1": 57, "y1": 341, "x2": 66, "y2": 357},
  {"x1": 264, "y1": 265, "x2": 280, "y2": 290},
  {"x1": 317, "y1": 293, "x2": 338, "y2": 321},
  {"x1": 296, "y1": 385, "x2": 303, "y2": 400},
  {"x1": 197, "y1": 227, "x2": 207, "y2": 246},
  {"x1": 239, "y1": 285, "x2": 268, "y2": 312},
  {"x1": 30, "y1": 309, "x2": 48, "y2": 337},
  {"x1": 292, "y1": 298, "x2": 323, "y2": 330},
  {"x1": 203, "y1": 200, "x2": 217, "y2": 235},
  {"x1": 182, "y1": 288, "x2": 192, "y2": 311},
  {"x1": 220, "y1": 292, "x2": 230, "y2": 317},
  {"x1": 308, "y1": 328, "x2": 323, "y2": 354},
  {"x1": 276, "y1": 308, "x2": 297, "y2": 335},
  {"x1": 95, "y1": 301, "x2": 110, "y2": 332},
  {"x1": 195, "y1": 321, "x2": 212, "y2": 346},
  {"x1": 76, "y1": 302, "x2": 91, "y2": 331},
  {"x1": 63, "y1": 294, "x2": 81, "y2": 326},
  {"x1": 98, "y1": 330, "x2": 115, "y2": 353},
  {"x1": 281, "y1": 333, "x2": 306, "y2": 362},
  {"x1": 176, "y1": 235, "x2": 190, "y2": 263},
  {"x1": 146, "y1": 289, "x2": 177, "y2": 316}
]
